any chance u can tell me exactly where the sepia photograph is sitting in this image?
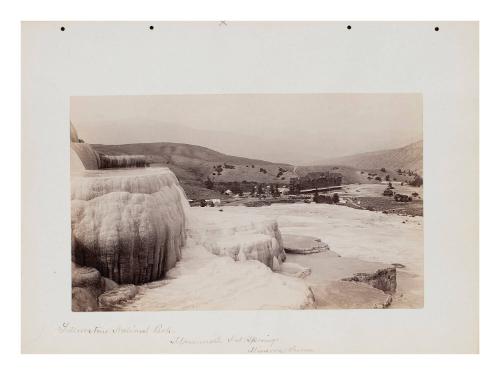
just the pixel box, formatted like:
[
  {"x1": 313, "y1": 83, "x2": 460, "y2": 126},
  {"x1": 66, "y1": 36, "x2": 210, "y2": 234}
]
[
  {"x1": 70, "y1": 93, "x2": 424, "y2": 311},
  {"x1": 20, "y1": 18, "x2": 479, "y2": 356}
]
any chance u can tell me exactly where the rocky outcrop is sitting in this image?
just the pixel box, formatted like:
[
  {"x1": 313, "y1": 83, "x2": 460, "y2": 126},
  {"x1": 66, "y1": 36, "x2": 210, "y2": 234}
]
[
  {"x1": 72, "y1": 263, "x2": 138, "y2": 311},
  {"x1": 98, "y1": 285, "x2": 138, "y2": 309},
  {"x1": 72, "y1": 287, "x2": 99, "y2": 312},
  {"x1": 282, "y1": 234, "x2": 333, "y2": 254},
  {"x1": 286, "y1": 252, "x2": 397, "y2": 309},
  {"x1": 72, "y1": 264, "x2": 101, "y2": 287},
  {"x1": 342, "y1": 268, "x2": 397, "y2": 294},
  {"x1": 101, "y1": 277, "x2": 119, "y2": 292},
  {"x1": 72, "y1": 263, "x2": 103, "y2": 312}
]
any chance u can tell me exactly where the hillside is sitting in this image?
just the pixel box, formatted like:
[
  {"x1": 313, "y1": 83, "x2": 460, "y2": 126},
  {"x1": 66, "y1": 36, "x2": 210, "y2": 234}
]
[
  {"x1": 295, "y1": 165, "x2": 375, "y2": 184},
  {"x1": 90, "y1": 140, "x2": 423, "y2": 200},
  {"x1": 314, "y1": 140, "x2": 423, "y2": 174},
  {"x1": 294, "y1": 165, "x2": 414, "y2": 186},
  {"x1": 91, "y1": 142, "x2": 296, "y2": 199}
]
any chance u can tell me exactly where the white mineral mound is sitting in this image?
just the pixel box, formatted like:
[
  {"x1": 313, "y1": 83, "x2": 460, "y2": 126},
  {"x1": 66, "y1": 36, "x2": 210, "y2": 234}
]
[
  {"x1": 71, "y1": 167, "x2": 189, "y2": 284},
  {"x1": 120, "y1": 241, "x2": 315, "y2": 310},
  {"x1": 70, "y1": 146, "x2": 86, "y2": 172},
  {"x1": 71, "y1": 143, "x2": 102, "y2": 170},
  {"x1": 70, "y1": 122, "x2": 79, "y2": 143},
  {"x1": 71, "y1": 174, "x2": 315, "y2": 308},
  {"x1": 187, "y1": 209, "x2": 286, "y2": 271},
  {"x1": 70, "y1": 122, "x2": 314, "y2": 309}
]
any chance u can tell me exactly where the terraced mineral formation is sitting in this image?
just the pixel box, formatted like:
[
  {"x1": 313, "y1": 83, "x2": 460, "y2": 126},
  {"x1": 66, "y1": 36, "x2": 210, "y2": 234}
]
[
  {"x1": 71, "y1": 168, "x2": 188, "y2": 284},
  {"x1": 187, "y1": 209, "x2": 286, "y2": 271},
  {"x1": 282, "y1": 234, "x2": 334, "y2": 255},
  {"x1": 98, "y1": 154, "x2": 148, "y2": 169},
  {"x1": 71, "y1": 122, "x2": 189, "y2": 285}
]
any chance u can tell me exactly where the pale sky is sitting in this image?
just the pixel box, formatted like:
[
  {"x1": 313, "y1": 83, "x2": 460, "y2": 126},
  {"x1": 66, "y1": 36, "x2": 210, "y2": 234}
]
[{"x1": 71, "y1": 93, "x2": 422, "y2": 165}]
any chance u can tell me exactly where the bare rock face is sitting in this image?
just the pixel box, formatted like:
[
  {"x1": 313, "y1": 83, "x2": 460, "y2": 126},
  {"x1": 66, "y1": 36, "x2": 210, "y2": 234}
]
[
  {"x1": 101, "y1": 277, "x2": 119, "y2": 292},
  {"x1": 98, "y1": 285, "x2": 138, "y2": 309},
  {"x1": 72, "y1": 287, "x2": 99, "y2": 312},
  {"x1": 71, "y1": 263, "x2": 137, "y2": 311},
  {"x1": 282, "y1": 234, "x2": 335, "y2": 255},
  {"x1": 72, "y1": 263, "x2": 103, "y2": 311},
  {"x1": 72, "y1": 264, "x2": 101, "y2": 289},
  {"x1": 342, "y1": 268, "x2": 397, "y2": 294}
]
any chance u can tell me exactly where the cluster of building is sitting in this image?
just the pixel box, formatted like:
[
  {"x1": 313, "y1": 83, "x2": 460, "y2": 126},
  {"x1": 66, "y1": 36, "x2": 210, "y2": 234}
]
[
  {"x1": 222, "y1": 185, "x2": 290, "y2": 197},
  {"x1": 194, "y1": 171, "x2": 344, "y2": 206},
  {"x1": 289, "y1": 171, "x2": 343, "y2": 194}
]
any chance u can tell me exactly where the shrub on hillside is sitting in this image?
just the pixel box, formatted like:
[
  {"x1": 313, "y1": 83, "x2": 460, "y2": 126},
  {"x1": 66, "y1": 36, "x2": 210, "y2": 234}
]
[
  {"x1": 409, "y1": 175, "x2": 423, "y2": 187},
  {"x1": 204, "y1": 177, "x2": 214, "y2": 190},
  {"x1": 313, "y1": 191, "x2": 320, "y2": 203}
]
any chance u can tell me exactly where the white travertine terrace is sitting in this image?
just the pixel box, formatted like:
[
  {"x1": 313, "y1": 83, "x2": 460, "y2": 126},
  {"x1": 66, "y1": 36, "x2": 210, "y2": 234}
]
[
  {"x1": 71, "y1": 167, "x2": 189, "y2": 284},
  {"x1": 188, "y1": 211, "x2": 286, "y2": 271},
  {"x1": 70, "y1": 122, "x2": 313, "y2": 309}
]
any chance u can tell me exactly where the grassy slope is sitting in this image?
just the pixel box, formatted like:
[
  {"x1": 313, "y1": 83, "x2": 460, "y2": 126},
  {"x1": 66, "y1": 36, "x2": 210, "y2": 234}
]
[
  {"x1": 294, "y1": 165, "x2": 415, "y2": 185},
  {"x1": 92, "y1": 141, "x2": 422, "y2": 199}
]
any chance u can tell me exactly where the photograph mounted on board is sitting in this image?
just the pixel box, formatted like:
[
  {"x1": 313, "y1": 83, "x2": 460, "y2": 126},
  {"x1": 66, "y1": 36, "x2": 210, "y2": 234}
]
[{"x1": 70, "y1": 93, "x2": 423, "y2": 311}]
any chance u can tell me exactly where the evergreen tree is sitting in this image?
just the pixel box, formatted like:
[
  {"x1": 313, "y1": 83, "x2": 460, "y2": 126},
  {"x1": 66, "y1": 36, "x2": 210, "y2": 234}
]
[
  {"x1": 204, "y1": 176, "x2": 214, "y2": 190},
  {"x1": 313, "y1": 190, "x2": 319, "y2": 203}
]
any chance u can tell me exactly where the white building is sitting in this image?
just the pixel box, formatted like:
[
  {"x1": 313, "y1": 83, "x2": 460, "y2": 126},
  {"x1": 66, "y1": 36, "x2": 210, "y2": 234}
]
[{"x1": 278, "y1": 187, "x2": 290, "y2": 195}]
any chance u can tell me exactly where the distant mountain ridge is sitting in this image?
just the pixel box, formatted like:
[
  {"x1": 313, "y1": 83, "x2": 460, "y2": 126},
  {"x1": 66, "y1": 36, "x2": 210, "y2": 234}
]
[
  {"x1": 92, "y1": 142, "x2": 280, "y2": 166},
  {"x1": 314, "y1": 140, "x2": 423, "y2": 174},
  {"x1": 78, "y1": 119, "x2": 319, "y2": 165}
]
